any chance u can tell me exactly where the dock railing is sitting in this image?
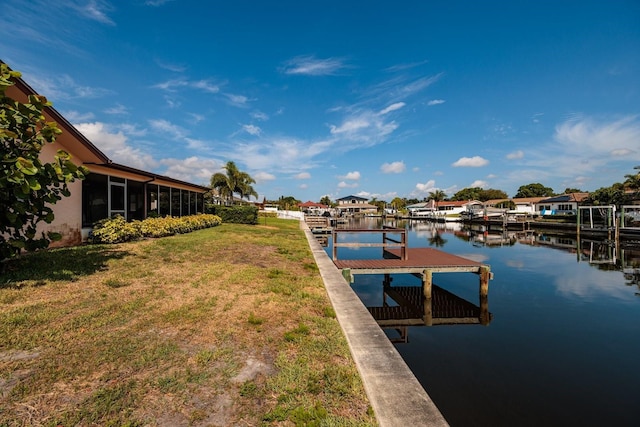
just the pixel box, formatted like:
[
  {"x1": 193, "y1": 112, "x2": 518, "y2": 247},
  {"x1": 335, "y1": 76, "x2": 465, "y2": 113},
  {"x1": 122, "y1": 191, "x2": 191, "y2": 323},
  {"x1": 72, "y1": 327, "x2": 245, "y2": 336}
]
[{"x1": 331, "y1": 226, "x2": 407, "y2": 261}]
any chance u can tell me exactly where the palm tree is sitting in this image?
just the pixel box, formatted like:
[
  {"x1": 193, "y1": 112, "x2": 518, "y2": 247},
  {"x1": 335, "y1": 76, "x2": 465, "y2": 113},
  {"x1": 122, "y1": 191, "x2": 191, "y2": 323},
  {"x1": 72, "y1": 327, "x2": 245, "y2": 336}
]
[
  {"x1": 210, "y1": 161, "x2": 257, "y2": 204},
  {"x1": 428, "y1": 190, "x2": 446, "y2": 202}
]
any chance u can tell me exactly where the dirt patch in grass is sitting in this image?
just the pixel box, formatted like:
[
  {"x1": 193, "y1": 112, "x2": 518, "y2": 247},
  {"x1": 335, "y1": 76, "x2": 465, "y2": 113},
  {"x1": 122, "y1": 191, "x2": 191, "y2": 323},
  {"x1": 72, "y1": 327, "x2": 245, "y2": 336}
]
[{"x1": 0, "y1": 220, "x2": 375, "y2": 426}]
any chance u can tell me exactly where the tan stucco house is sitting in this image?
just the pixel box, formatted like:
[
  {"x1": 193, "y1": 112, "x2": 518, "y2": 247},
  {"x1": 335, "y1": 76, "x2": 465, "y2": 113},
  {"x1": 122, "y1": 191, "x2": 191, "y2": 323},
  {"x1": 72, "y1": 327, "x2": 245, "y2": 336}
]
[
  {"x1": 335, "y1": 195, "x2": 378, "y2": 215},
  {"x1": 6, "y1": 70, "x2": 209, "y2": 247}
]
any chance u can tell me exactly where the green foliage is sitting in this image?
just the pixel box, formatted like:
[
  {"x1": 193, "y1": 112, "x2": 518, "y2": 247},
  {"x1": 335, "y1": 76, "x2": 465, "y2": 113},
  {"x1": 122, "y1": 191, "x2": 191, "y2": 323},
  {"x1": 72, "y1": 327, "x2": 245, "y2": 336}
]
[
  {"x1": 481, "y1": 188, "x2": 509, "y2": 201},
  {"x1": 277, "y1": 195, "x2": 301, "y2": 210},
  {"x1": 0, "y1": 63, "x2": 89, "y2": 261},
  {"x1": 451, "y1": 187, "x2": 508, "y2": 201},
  {"x1": 514, "y1": 182, "x2": 555, "y2": 198},
  {"x1": 586, "y1": 183, "x2": 627, "y2": 206},
  {"x1": 451, "y1": 187, "x2": 483, "y2": 201},
  {"x1": 390, "y1": 197, "x2": 406, "y2": 210},
  {"x1": 428, "y1": 189, "x2": 447, "y2": 201},
  {"x1": 90, "y1": 214, "x2": 222, "y2": 244},
  {"x1": 209, "y1": 205, "x2": 258, "y2": 224},
  {"x1": 210, "y1": 160, "x2": 257, "y2": 203},
  {"x1": 319, "y1": 195, "x2": 333, "y2": 206},
  {"x1": 563, "y1": 188, "x2": 583, "y2": 194}
]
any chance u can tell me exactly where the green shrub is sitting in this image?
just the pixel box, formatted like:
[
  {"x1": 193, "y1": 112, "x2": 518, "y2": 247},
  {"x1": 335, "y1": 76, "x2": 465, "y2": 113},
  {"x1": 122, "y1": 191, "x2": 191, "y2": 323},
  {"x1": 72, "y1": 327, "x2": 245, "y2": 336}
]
[
  {"x1": 210, "y1": 206, "x2": 258, "y2": 224},
  {"x1": 90, "y1": 214, "x2": 222, "y2": 244},
  {"x1": 90, "y1": 215, "x2": 142, "y2": 243}
]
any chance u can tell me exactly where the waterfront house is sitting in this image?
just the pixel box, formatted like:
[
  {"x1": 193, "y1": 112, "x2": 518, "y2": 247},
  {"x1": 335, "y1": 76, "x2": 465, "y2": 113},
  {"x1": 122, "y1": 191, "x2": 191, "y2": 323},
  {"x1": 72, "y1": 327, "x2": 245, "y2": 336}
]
[
  {"x1": 298, "y1": 201, "x2": 330, "y2": 216},
  {"x1": 7, "y1": 68, "x2": 209, "y2": 247},
  {"x1": 335, "y1": 195, "x2": 378, "y2": 215},
  {"x1": 535, "y1": 193, "x2": 590, "y2": 216},
  {"x1": 482, "y1": 197, "x2": 546, "y2": 216},
  {"x1": 410, "y1": 200, "x2": 480, "y2": 220}
]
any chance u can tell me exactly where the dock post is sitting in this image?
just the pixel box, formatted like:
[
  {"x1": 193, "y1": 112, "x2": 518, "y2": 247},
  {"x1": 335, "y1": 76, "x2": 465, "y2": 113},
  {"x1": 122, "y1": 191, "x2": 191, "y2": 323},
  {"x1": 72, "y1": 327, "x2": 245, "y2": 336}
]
[
  {"x1": 422, "y1": 269, "x2": 433, "y2": 326},
  {"x1": 479, "y1": 266, "x2": 490, "y2": 325},
  {"x1": 341, "y1": 268, "x2": 353, "y2": 283},
  {"x1": 332, "y1": 230, "x2": 337, "y2": 261}
]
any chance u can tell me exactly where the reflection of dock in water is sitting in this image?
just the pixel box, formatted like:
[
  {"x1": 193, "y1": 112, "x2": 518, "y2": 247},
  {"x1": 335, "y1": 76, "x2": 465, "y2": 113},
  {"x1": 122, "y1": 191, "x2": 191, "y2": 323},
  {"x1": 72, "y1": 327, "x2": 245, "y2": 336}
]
[
  {"x1": 332, "y1": 227, "x2": 493, "y2": 342},
  {"x1": 369, "y1": 284, "x2": 491, "y2": 327}
]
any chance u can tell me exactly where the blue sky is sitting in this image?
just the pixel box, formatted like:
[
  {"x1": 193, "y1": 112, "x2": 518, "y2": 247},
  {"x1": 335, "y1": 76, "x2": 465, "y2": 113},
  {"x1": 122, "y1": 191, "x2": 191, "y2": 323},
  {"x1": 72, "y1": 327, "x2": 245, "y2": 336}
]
[{"x1": 2, "y1": 0, "x2": 639, "y2": 202}]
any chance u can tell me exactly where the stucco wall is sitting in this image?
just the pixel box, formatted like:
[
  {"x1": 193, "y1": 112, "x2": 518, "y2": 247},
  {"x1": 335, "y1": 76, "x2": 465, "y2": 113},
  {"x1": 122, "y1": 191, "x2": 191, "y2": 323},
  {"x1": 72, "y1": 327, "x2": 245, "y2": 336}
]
[{"x1": 35, "y1": 143, "x2": 84, "y2": 248}]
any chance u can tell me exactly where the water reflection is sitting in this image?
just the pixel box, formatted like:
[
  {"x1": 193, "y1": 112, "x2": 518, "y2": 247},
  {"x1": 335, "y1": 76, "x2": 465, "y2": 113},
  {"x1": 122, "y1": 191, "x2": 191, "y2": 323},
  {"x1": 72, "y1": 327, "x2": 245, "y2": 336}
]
[
  {"x1": 322, "y1": 217, "x2": 640, "y2": 426},
  {"x1": 368, "y1": 274, "x2": 491, "y2": 343}
]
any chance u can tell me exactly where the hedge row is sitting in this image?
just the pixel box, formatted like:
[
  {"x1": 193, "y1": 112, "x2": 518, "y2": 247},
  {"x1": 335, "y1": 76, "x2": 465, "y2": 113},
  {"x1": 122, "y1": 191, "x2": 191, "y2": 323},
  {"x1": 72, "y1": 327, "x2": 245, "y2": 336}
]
[
  {"x1": 90, "y1": 214, "x2": 222, "y2": 244},
  {"x1": 208, "y1": 205, "x2": 258, "y2": 224}
]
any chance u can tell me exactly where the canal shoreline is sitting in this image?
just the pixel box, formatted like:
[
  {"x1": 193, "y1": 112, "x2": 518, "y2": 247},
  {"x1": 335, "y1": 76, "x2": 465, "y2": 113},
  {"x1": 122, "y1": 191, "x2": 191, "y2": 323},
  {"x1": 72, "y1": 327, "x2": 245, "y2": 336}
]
[{"x1": 301, "y1": 221, "x2": 450, "y2": 427}]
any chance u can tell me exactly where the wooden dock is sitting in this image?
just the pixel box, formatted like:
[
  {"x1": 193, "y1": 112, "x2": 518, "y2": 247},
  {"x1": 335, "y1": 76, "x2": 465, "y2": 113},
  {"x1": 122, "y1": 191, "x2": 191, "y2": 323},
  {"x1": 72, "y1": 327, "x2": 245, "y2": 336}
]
[{"x1": 332, "y1": 227, "x2": 492, "y2": 328}]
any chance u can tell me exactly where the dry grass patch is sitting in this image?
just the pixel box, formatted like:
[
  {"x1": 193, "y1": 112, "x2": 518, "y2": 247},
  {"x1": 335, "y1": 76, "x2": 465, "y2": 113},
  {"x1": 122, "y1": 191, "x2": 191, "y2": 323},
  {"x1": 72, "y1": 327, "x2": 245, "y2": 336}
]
[{"x1": 0, "y1": 219, "x2": 375, "y2": 426}]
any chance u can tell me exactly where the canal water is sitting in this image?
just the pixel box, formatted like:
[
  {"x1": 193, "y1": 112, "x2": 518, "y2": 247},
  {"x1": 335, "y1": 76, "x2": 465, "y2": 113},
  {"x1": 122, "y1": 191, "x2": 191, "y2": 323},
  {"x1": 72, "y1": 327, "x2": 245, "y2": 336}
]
[{"x1": 324, "y1": 217, "x2": 640, "y2": 427}]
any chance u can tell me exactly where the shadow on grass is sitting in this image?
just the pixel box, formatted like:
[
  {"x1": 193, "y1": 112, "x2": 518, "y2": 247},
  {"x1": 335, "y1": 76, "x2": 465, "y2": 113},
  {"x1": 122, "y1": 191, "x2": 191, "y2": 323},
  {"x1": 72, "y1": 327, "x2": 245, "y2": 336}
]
[{"x1": 1, "y1": 245, "x2": 130, "y2": 288}]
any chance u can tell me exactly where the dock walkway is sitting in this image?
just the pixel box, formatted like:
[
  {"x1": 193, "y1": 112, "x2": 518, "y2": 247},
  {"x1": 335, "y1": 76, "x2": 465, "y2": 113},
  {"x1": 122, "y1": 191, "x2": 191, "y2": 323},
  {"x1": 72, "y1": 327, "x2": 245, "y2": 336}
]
[
  {"x1": 302, "y1": 222, "x2": 450, "y2": 426},
  {"x1": 331, "y1": 228, "x2": 492, "y2": 310}
]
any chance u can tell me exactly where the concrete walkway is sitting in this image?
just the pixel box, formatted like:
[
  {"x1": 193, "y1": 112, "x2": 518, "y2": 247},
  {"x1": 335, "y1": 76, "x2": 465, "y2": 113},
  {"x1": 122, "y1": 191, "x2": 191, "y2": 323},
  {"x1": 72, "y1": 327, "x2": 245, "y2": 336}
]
[{"x1": 302, "y1": 223, "x2": 449, "y2": 427}]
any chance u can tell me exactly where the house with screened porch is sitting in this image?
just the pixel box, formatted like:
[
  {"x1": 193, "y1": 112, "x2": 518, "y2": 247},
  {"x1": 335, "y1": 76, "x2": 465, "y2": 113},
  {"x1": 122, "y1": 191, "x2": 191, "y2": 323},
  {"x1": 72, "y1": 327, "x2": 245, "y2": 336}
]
[{"x1": 6, "y1": 67, "x2": 210, "y2": 247}]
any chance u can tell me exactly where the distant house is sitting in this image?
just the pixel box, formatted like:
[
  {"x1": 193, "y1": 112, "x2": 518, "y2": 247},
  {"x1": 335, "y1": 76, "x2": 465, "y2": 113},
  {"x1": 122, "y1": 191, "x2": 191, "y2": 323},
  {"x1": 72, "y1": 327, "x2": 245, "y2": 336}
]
[
  {"x1": 408, "y1": 200, "x2": 478, "y2": 219},
  {"x1": 7, "y1": 67, "x2": 210, "y2": 247},
  {"x1": 535, "y1": 193, "x2": 590, "y2": 216},
  {"x1": 483, "y1": 197, "x2": 546, "y2": 215},
  {"x1": 335, "y1": 195, "x2": 378, "y2": 215},
  {"x1": 298, "y1": 201, "x2": 329, "y2": 214}
]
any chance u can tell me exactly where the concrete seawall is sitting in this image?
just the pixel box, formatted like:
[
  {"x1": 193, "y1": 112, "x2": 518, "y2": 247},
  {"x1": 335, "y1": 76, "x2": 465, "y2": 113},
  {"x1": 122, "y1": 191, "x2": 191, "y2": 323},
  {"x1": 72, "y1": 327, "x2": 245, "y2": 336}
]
[{"x1": 301, "y1": 222, "x2": 449, "y2": 427}]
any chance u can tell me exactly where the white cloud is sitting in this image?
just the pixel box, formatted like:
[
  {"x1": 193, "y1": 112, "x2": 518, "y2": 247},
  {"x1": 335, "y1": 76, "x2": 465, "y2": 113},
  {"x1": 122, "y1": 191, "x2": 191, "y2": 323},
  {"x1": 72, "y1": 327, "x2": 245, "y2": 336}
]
[
  {"x1": 64, "y1": 110, "x2": 94, "y2": 121},
  {"x1": 295, "y1": 172, "x2": 311, "y2": 179},
  {"x1": 192, "y1": 79, "x2": 220, "y2": 94},
  {"x1": 330, "y1": 118, "x2": 370, "y2": 135},
  {"x1": 254, "y1": 171, "x2": 276, "y2": 182},
  {"x1": 184, "y1": 138, "x2": 209, "y2": 151},
  {"x1": 338, "y1": 181, "x2": 358, "y2": 188},
  {"x1": 148, "y1": 119, "x2": 187, "y2": 139},
  {"x1": 611, "y1": 148, "x2": 634, "y2": 156},
  {"x1": 380, "y1": 161, "x2": 406, "y2": 174},
  {"x1": 554, "y1": 115, "x2": 640, "y2": 157},
  {"x1": 341, "y1": 171, "x2": 361, "y2": 180},
  {"x1": 153, "y1": 77, "x2": 224, "y2": 95},
  {"x1": 104, "y1": 104, "x2": 128, "y2": 115},
  {"x1": 187, "y1": 113, "x2": 205, "y2": 124},
  {"x1": 413, "y1": 180, "x2": 437, "y2": 197},
  {"x1": 152, "y1": 78, "x2": 189, "y2": 92},
  {"x1": 512, "y1": 115, "x2": 640, "y2": 191},
  {"x1": 428, "y1": 99, "x2": 445, "y2": 106},
  {"x1": 379, "y1": 102, "x2": 405, "y2": 115},
  {"x1": 224, "y1": 93, "x2": 251, "y2": 107},
  {"x1": 26, "y1": 73, "x2": 110, "y2": 101},
  {"x1": 74, "y1": 0, "x2": 115, "y2": 25},
  {"x1": 506, "y1": 150, "x2": 524, "y2": 160},
  {"x1": 242, "y1": 124, "x2": 262, "y2": 136},
  {"x1": 251, "y1": 111, "x2": 269, "y2": 121},
  {"x1": 470, "y1": 180, "x2": 488, "y2": 188},
  {"x1": 226, "y1": 136, "x2": 329, "y2": 173},
  {"x1": 74, "y1": 121, "x2": 157, "y2": 170},
  {"x1": 159, "y1": 156, "x2": 219, "y2": 185},
  {"x1": 281, "y1": 55, "x2": 347, "y2": 76},
  {"x1": 329, "y1": 110, "x2": 398, "y2": 147},
  {"x1": 156, "y1": 59, "x2": 186, "y2": 72},
  {"x1": 452, "y1": 156, "x2": 489, "y2": 167}
]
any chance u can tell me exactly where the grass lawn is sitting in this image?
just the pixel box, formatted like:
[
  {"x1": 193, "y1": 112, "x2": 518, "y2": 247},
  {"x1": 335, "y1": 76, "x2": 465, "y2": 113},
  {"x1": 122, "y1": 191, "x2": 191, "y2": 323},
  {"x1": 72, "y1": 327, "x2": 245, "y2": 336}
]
[{"x1": 0, "y1": 218, "x2": 375, "y2": 426}]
